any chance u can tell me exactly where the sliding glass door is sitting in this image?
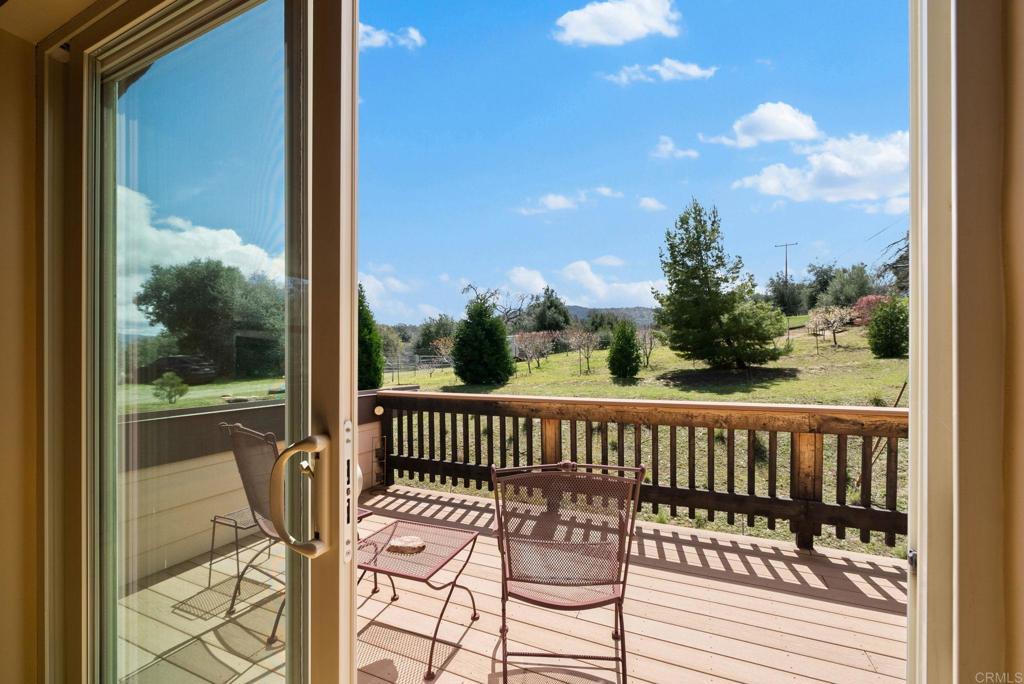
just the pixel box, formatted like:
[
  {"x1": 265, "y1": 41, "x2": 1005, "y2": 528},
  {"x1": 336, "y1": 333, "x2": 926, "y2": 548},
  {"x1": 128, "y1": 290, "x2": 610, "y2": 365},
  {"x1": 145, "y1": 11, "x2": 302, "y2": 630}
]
[{"x1": 80, "y1": 0, "x2": 359, "y2": 681}]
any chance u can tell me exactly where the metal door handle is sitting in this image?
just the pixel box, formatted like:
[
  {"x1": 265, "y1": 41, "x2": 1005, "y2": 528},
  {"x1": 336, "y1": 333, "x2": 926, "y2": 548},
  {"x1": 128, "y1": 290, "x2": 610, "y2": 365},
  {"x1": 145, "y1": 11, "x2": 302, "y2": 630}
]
[{"x1": 271, "y1": 434, "x2": 331, "y2": 559}]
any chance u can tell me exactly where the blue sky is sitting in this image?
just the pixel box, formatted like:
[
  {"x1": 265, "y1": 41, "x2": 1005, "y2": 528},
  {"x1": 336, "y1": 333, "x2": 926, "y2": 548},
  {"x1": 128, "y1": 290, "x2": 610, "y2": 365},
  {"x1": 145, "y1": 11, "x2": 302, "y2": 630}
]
[{"x1": 114, "y1": 0, "x2": 908, "y2": 331}]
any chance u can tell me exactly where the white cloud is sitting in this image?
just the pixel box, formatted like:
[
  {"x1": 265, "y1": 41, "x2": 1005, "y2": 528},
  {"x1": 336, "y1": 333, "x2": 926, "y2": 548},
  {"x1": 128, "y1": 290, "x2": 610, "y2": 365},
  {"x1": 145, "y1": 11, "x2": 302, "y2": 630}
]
[
  {"x1": 603, "y1": 65, "x2": 653, "y2": 85},
  {"x1": 554, "y1": 0, "x2": 680, "y2": 46},
  {"x1": 638, "y1": 196, "x2": 667, "y2": 211},
  {"x1": 359, "y1": 271, "x2": 415, "y2": 319},
  {"x1": 648, "y1": 58, "x2": 717, "y2": 81},
  {"x1": 604, "y1": 58, "x2": 716, "y2": 86},
  {"x1": 701, "y1": 102, "x2": 821, "y2": 148},
  {"x1": 417, "y1": 303, "x2": 443, "y2": 318},
  {"x1": 561, "y1": 260, "x2": 664, "y2": 307},
  {"x1": 732, "y1": 131, "x2": 910, "y2": 213},
  {"x1": 651, "y1": 135, "x2": 698, "y2": 159},
  {"x1": 438, "y1": 273, "x2": 451, "y2": 283},
  {"x1": 592, "y1": 255, "x2": 625, "y2": 267},
  {"x1": 368, "y1": 261, "x2": 395, "y2": 273},
  {"x1": 359, "y1": 22, "x2": 426, "y2": 51},
  {"x1": 507, "y1": 266, "x2": 548, "y2": 294},
  {"x1": 115, "y1": 186, "x2": 284, "y2": 334},
  {"x1": 593, "y1": 185, "x2": 624, "y2": 198},
  {"x1": 518, "y1": 193, "x2": 578, "y2": 215},
  {"x1": 519, "y1": 186, "x2": 622, "y2": 215}
]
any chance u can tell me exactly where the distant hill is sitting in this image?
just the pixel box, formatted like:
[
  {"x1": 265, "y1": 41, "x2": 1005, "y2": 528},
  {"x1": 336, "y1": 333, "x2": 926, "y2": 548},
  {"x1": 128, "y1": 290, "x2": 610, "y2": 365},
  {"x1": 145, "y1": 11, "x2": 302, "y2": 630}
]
[{"x1": 566, "y1": 305, "x2": 657, "y2": 327}]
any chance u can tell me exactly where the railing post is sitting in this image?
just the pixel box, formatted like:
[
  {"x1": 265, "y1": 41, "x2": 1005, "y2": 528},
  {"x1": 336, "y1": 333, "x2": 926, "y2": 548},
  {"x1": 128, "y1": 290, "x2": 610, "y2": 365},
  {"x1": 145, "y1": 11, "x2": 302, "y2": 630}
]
[
  {"x1": 791, "y1": 432, "x2": 823, "y2": 550},
  {"x1": 541, "y1": 418, "x2": 561, "y2": 464}
]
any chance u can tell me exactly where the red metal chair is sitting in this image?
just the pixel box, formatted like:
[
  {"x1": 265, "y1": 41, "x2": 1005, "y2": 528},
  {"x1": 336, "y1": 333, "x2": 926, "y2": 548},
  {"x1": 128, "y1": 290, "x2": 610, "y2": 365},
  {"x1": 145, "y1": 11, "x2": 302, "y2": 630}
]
[{"x1": 490, "y1": 461, "x2": 644, "y2": 682}]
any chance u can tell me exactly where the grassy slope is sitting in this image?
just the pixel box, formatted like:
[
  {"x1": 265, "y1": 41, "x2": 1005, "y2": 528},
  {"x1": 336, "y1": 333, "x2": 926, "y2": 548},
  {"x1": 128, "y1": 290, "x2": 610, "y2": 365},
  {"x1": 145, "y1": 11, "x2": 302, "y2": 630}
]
[
  {"x1": 119, "y1": 376, "x2": 284, "y2": 413},
  {"x1": 394, "y1": 326, "x2": 908, "y2": 408}
]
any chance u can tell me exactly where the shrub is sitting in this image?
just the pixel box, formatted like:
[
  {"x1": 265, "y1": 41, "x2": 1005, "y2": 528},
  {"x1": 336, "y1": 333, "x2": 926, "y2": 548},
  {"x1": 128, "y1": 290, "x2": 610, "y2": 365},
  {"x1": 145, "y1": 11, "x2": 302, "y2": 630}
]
[
  {"x1": 867, "y1": 297, "x2": 909, "y2": 358},
  {"x1": 852, "y1": 294, "x2": 890, "y2": 326},
  {"x1": 357, "y1": 284, "x2": 384, "y2": 390},
  {"x1": 152, "y1": 371, "x2": 188, "y2": 404},
  {"x1": 452, "y1": 298, "x2": 515, "y2": 385},
  {"x1": 607, "y1": 320, "x2": 642, "y2": 379},
  {"x1": 806, "y1": 306, "x2": 855, "y2": 347}
]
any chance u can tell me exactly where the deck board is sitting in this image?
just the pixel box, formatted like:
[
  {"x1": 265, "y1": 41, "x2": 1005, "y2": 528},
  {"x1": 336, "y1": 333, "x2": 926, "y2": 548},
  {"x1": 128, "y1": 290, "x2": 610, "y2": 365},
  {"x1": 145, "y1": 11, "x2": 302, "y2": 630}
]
[{"x1": 116, "y1": 485, "x2": 906, "y2": 683}]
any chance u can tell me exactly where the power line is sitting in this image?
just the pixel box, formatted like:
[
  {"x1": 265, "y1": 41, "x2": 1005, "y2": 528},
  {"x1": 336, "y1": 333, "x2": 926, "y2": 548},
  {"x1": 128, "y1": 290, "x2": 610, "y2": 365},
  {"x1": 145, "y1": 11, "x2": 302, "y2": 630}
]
[{"x1": 833, "y1": 214, "x2": 908, "y2": 263}]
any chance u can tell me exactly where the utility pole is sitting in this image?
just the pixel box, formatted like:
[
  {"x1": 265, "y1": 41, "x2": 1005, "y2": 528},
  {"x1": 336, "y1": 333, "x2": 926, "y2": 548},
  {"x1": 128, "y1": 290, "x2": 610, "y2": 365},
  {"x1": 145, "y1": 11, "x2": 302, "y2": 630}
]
[{"x1": 775, "y1": 242, "x2": 798, "y2": 341}]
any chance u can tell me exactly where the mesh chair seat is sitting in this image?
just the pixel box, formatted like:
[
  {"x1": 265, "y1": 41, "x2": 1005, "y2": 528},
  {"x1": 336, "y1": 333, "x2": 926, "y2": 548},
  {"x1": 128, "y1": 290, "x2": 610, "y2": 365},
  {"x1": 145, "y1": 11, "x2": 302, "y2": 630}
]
[{"x1": 507, "y1": 579, "x2": 622, "y2": 609}]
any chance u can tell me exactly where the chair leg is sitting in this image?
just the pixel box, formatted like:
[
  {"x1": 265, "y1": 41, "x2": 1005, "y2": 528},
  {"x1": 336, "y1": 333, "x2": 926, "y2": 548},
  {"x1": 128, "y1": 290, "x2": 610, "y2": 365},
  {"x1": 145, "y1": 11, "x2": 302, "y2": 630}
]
[
  {"x1": 267, "y1": 597, "x2": 285, "y2": 646},
  {"x1": 612, "y1": 602, "x2": 620, "y2": 641},
  {"x1": 386, "y1": 574, "x2": 399, "y2": 602},
  {"x1": 207, "y1": 521, "x2": 218, "y2": 588},
  {"x1": 227, "y1": 538, "x2": 274, "y2": 616},
  {"x1": 233, "y1": 525, "x2": 241, "y2": 578},
  {"x1": 614, "y1": 602, "x2": 622, "y2": 679},
  {"x1": 500, "y1": 592, "x2": 508, "y2": 684}
]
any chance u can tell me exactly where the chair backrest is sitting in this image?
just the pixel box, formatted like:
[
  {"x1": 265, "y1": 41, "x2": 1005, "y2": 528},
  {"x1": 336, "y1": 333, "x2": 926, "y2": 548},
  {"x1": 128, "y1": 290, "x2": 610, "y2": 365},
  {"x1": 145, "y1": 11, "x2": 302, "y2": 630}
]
[
  {"x1": 491, "y1": 461, "x2": 644, "y2": 588},
  {"x1": 220, "y1": 422, "x2": 281, "y2": 540}
]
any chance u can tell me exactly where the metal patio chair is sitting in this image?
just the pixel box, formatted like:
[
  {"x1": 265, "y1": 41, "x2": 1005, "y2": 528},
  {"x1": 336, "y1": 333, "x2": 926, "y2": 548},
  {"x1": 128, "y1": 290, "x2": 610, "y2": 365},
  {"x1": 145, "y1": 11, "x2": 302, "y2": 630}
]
[
  {"x1": 220, "y1": 422, "x2": 289, "y2": 645},
  {"x1": 491, "y1": 460, "x2": 644, "y2": 683}
]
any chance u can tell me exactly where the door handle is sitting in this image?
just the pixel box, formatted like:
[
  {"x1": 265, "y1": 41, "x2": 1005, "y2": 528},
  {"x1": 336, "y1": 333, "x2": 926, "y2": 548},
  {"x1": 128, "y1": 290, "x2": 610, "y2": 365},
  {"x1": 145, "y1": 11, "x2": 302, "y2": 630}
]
[{"x1": 271, "y1": 434, "x2": 331, "y2": 559}]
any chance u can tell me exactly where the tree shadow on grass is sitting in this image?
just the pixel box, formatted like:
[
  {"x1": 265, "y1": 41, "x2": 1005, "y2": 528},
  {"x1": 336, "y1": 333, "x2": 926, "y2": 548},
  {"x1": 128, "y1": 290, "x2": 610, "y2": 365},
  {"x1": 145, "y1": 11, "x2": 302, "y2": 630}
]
[
  {"x1": 655, "y1": 366, "x2": 800, "y2": 396},
  {"x1": 611, "y1": 376, "x2": 641, "y2": 387},
  {"x1": 437, "y1": 383, "x2": 502, "y2": 394}
]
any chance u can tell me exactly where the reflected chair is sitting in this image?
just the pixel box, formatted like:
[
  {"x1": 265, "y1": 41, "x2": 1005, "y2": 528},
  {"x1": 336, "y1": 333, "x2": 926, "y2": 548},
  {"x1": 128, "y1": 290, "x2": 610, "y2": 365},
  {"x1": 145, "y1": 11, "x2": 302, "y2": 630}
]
[
  {"x1": 220, "y1": 422, "x2": 288, "y2": 645},
  {"x1": 491, "y1": 461, "x2": 644, "y2": 683}
]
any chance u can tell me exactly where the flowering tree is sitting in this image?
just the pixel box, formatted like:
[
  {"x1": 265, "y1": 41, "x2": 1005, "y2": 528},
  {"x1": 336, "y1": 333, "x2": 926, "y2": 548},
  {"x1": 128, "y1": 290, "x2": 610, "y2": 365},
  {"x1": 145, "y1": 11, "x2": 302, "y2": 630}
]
[
  {"x1": 807, "y1": 306, "x2": 855, "y2": 347},
  {"x1": 851, "y1": 294, "x2": 890, "y2": 326}
]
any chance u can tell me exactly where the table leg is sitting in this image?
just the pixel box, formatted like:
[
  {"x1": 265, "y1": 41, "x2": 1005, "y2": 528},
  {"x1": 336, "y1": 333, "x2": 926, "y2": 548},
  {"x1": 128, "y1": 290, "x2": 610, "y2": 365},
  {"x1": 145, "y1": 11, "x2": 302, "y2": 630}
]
[{"x1": 424, "y1": 537, "x2": 479, "y2": 681}]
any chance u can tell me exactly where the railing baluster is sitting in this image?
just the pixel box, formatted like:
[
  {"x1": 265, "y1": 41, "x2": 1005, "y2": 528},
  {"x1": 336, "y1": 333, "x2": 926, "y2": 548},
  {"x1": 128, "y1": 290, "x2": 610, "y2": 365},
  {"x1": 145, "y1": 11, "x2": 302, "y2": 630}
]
[
  {"x1": 651, "y1": 425, "x2": 659, "y2": 514},
  {"x1": 706, "y1": 427, "x2": 715, "y2": 521},
  {"x1": 396, "y1": 409, "x2": 405, "y2": 480},
  {"x1": 633, "y1": 424, "x2": 642, "y2": 471},
  {"x1": 767, "y1": 431, "x2": 777, "y2": 530},
  {"x1": 439, "y1": 411, "x2": 447, "y2": 485},
  {"x1": 525, "y1": 417, "x2": 534, "y2": 466},
  {"x1": 617, "y1": 423, "x2": 625, "y2": 468},
  {"x1": 670, "y1": 426, "x2": 678, "y2": 517},
  {"x1": 860, "y1": 435, "x2": 873, "y2": 543},
  {"x1": 746, "y1": 429, "x2": 756, "y2": 527},
  {"x1": 499, "y1": 415, "x2": 507, "y2": 469},
  {"x1": 687, "y1": 426, "x2": 696, "y2": 519},
  {"x1": 486, "y1": 414, "x2": 494, "y2": 489},
  {"x1": 406, "y1": 410, "x2": 414, "y2": 473},
  {"x1": 462, "y1": 412, "x2": 471, "y2": 487},
  {"x1": 569, "y1": 420, "x2": 578, "y2": 462},
  {"x1": 426, "y1": 410, "x2": 435, "y2": 483},
  {"x1": 836, "y1": 434, "x2": 848, "y2": 539},
  {"x1": 601, "y1": 422, "x2": 609, "y2": 469},
  {"x1": 585, "y1": 421, "x2": 594, "y2": 466},
  {"x1": 416, "y1": 410, "x2": 425, "y2": 482},
  {"x1": 451, "y1": 412, "x2": 459, "y2": 485},
  {"x1": 512, "y1": 416, "x2": 519, "y2": 467},
  {"x1": 885, "y1": 437, "x2": 898, "y2": 546},
  {"x1": 726, "y1": 429, "x2": 735, "y2": 525},
  {"x1": 383, "y1": 407, "x2": 395, "y2": 486},
  {"x1": 474, "y1": 413, "x2": 482, "y2": 489}
]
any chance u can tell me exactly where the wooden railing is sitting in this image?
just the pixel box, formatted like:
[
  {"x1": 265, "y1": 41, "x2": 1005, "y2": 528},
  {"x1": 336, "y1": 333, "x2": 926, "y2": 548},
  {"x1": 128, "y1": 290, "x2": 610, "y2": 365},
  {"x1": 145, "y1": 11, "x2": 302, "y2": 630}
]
[{"x1": 374, "y1": 390, "x2": 909, "y2": 550}]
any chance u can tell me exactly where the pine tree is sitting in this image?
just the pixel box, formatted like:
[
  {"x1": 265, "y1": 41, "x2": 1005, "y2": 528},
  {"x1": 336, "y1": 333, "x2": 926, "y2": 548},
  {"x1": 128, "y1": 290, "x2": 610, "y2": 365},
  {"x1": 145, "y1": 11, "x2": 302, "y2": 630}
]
[
  {"x1": 528, "y1": 287, "x2": 571, "y2": 331},
  {"x1": 654, "y1": 199, "x2": 787, "y2": 369},
  {"x1": 607, "y1": 320, "x2": 642, "y2": 379},
  {"x1": 357, "y1": 284, "x2": 384, "y2": 390},
  {"x1": 452, "y1": 297, "x2": 515, "y2": 385}
]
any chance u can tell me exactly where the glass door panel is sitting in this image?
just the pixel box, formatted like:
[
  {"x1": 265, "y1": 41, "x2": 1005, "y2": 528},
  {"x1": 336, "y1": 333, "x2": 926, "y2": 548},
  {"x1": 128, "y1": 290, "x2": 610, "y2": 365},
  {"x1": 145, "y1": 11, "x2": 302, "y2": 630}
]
[{"x1": 97, "y1": 2, "x2": 309, "y2": 681}]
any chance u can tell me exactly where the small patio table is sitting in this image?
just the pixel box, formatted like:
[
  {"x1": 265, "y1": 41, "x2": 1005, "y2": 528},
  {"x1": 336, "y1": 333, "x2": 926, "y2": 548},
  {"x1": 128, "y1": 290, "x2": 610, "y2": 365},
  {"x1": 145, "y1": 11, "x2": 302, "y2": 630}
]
[{"x1": 357, "y1": 519, "x2": 480, "y2": 680}]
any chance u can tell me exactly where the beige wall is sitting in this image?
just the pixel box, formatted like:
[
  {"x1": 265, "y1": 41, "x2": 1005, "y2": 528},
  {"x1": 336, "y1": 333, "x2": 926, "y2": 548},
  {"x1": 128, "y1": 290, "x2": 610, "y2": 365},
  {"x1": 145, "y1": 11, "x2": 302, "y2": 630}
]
[
  {"x1": 1004, "y1": 0, "x2": 1024, "y2": 673},
  {"x1": 0, "y1": 27, "x2": 38, "y2": 684}
]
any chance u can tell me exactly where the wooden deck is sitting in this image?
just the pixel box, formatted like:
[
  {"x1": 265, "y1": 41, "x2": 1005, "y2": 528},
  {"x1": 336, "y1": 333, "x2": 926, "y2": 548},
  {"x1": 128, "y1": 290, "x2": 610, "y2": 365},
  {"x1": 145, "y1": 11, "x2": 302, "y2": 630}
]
[
  {"x1": 117, "y1": 485, "x2": 907, "y2": 683},
  {"x1": 356, "y1": 486, "x2": 907, "y2": 684}
]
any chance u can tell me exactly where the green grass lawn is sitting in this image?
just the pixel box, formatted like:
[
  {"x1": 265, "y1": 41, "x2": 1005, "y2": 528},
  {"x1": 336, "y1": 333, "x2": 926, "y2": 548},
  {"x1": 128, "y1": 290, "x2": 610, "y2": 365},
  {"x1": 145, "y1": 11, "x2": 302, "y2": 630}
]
[
  {"x1": 786, "y1": 313, "x2": 810, "y2": 329},
  {"x1": 118, "y1": 376, "x2": 285, "y2": 414},
  {"x1": 393, "y1": 326, "x2": 908, "y2": 408}
]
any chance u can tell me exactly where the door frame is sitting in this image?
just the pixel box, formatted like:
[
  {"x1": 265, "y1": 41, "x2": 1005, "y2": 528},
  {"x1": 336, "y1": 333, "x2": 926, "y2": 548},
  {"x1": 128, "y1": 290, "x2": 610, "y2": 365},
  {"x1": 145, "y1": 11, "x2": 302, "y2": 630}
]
[{"x1": 35, "y1": 0, "x2": 360, "y2": 681}]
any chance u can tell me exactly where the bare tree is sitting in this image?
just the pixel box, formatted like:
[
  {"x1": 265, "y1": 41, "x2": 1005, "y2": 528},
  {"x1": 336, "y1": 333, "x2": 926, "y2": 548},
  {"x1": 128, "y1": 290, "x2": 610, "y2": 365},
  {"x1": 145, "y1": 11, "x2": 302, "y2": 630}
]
[
  {"x1": 461, "y1": 283, "x2": 533, "y2": 331},
  {"x1": 564, "y1": 325, "x2": 598, "y2": 374},
  {"x1": 431, "y1": 336, "x2": 455, "y2": 365},
  {"x1": 512, "y1": 331, "x2": 557, "y2": 373},
  {"x1": 636, "y1": 327, "x2": 657, "y2": 368}
]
